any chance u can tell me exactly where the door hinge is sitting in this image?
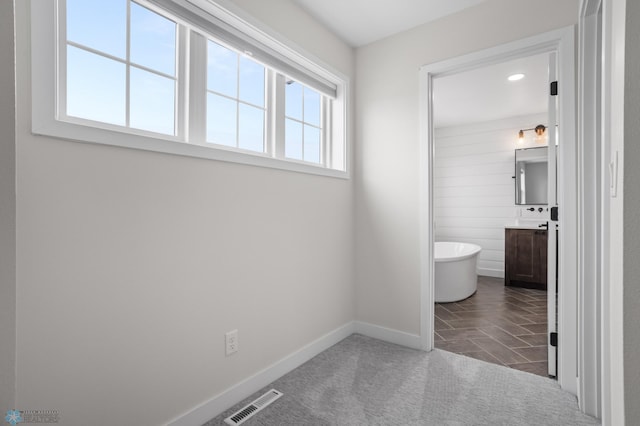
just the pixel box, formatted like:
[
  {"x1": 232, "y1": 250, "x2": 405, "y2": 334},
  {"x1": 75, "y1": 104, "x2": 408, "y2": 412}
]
[
  {"x1": 550, "y1": 81, "x2": 558, "y2": 96},
  {"x1": 550, "y1": 206, "x2": 558, "y2": 221},
  {"x1": 550, "y1": 332, "x2": 558, "y2": 347}
]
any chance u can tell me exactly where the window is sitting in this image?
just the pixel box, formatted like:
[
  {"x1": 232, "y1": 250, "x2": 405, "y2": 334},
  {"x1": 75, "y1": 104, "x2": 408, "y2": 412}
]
[
  {"x1": 65, "y1": 0, "x2": 178, "y2": 135},
  {"x1": 285, "y1": 81, "x2": 323, "y2": 164},
  {"x1": 206, "y1": 40, "x2": 265, "y2": 152},
  {"x1": 32, "y1": 0, "x2": 348, "y2": 177}
]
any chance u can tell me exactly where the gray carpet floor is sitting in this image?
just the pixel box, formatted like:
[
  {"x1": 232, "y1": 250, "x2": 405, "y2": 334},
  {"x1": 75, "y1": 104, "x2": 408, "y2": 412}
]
[{"x1": 205, "y1": 334, "x2": 599, "y2": 425}]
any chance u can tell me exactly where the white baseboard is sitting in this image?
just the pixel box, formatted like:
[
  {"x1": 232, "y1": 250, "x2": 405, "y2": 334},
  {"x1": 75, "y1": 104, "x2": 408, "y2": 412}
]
[
  {"x1": 167, "y1": 322, "x2": 355, "y2": 426},
  {"x1": 478, "y1": 268, "x2": 504, "y2": 279},
  {"x1": 355, "y1": 321, "x2": 423, "y2": 350},
  {"x1": 167, "y1": 321, "x2": 425, "y2": 425}
]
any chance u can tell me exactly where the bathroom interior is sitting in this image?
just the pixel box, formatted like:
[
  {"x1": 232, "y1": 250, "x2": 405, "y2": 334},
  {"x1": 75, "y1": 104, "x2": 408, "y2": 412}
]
[{"x1": 432, "y1": 52, "x2": 555, "y2": 378}]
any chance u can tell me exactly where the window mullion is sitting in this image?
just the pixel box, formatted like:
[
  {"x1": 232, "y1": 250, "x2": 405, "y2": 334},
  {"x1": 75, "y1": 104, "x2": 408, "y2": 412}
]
[
  {"x1": 188, "y1": 31, "x2": 207, "y2": 144},
  {"x1": 274, "y1": 73, "x2": 286, "y2": 159},
  {"x1": 323, "y1": 99, "x2": 331, "y2": 168},
  {"x1": 176, "y1": 25, "x2": 189, "y2": 141},
  {"x1": 125, "y1": 0, "x2": 131, "y2": 128},
  {"x1": 58, "y1": 0, "x2": 68, "y2": 120},
  {"x1": 300, "y1": 86, "x2": 305, "y2": 160},
  {"x1": 235, "y1": 56, "x2": 240, "y2": 148},
  {"x1": 264, "y1": 70, "x2": 274, "y2": 156}
]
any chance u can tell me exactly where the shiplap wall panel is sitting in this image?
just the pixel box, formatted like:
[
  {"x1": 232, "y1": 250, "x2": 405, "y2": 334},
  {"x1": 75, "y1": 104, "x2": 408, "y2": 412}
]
[
  {"x1": 436, "y1": 140, "x2": 513, "y2": 157},
  {"x1": 436, "y1": 227, "x2": 504, "y2": 240},
  {"x1": 436, "y1": 151, "x2": 514, "y2": 167},
  {"x1": 436, "y1": 196, "x2": 514, "y2": 207},
  {"x1": 434, "y1": 162, "x2": 513, "y2": 177},
  {"x1": 437, "y1": 238, "x2": 504, "y2": 251},
  {"x1": 436, "y1": 174, "x2": 513, "y2": 188},
  {"x1": 435, "y1": 206, "x2": 516, "y2": 218},
  {"x1": 480, "y1": 260, "x2": 504, "y2": 273},
  {"x1": 435, "y1": 217, "x2": 512, "y2": 228},
  {"x1": 434, "y1": 114, "x2": 547, "y2": 278},
  {"x1": 434, "y1": 184, "x2": 512, "y2": 198}
]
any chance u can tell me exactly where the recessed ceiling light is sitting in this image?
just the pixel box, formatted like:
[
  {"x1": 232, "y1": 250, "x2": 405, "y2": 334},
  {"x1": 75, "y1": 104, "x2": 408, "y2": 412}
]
[{"x1": 508, "y1": 73, "x2": 525, "y2": 81}]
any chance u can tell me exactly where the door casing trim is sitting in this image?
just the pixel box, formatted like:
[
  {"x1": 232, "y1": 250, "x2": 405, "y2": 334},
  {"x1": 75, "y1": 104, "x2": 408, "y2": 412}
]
[{"x1": 418, "y1": 26, "x2": 578, "y2": 395}]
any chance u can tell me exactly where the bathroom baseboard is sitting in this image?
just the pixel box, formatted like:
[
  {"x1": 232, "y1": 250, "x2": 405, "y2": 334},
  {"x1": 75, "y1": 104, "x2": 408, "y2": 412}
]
[{"x1": 478, "y1": 268, "x2": 504, "y2": 279}]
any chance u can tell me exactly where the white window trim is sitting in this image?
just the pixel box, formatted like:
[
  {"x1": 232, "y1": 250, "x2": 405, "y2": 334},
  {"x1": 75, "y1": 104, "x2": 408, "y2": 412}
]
[
  {"x1": 282, "y1": 82, "x2": 328, "y2": 165},
  {"x1": 31, "y1": 0, "x2": 350, "y2": 179}
]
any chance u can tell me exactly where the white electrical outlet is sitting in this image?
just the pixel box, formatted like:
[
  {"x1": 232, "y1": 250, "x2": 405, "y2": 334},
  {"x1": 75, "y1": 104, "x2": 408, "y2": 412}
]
[{"x1": 225, "y1": 330, "x2": 238, "y2": 356}]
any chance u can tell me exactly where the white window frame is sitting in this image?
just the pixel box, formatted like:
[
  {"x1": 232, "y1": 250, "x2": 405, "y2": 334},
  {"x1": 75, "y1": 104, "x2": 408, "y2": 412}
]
[
  {"x1": 202, "y1": 36, "x2": 268, "y2": 153},
  {"x1": 58, "y1": 0, "x2": 187, "y2": 141},
  {"x1": 32, "y1": 0, "x2": 349, "y2": 178},
  {"x1": 282, "y1": 80, "x2": 328, "y2": 165}
]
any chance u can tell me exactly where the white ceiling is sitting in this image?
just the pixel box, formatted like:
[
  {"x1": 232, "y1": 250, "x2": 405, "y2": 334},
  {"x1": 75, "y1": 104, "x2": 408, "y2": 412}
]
[
  {"x1": 433, "y1": 53, "x2": 550, "y2": 128},
  {"x1": 293, "y1": 0, "x2": 487, "y2": 47},
  {"x1": 290, "y1": 1, "x2": 548, "y2": 127}
]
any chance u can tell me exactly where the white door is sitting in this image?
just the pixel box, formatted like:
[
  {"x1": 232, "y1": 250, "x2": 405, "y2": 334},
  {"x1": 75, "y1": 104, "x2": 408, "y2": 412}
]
[{"x1": 547, "y1": 52, "x2": 558, "y2": 378}]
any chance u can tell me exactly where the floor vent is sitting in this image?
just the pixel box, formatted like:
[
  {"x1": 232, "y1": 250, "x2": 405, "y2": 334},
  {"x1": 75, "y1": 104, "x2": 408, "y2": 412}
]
[{"x1": 224, "y1": 389, "x2": 283, "y2": 425}]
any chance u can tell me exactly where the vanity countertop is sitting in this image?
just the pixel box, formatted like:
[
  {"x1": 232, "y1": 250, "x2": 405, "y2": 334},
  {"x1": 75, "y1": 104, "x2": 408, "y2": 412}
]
[{"x1": 505, "y1": 220, "x2": 548, "y2": 230}]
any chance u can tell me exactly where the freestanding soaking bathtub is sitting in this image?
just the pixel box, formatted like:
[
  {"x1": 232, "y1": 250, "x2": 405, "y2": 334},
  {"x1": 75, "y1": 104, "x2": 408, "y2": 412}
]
[{"x1": 434, "y1": 242, "x2": 482, "y2": 303}]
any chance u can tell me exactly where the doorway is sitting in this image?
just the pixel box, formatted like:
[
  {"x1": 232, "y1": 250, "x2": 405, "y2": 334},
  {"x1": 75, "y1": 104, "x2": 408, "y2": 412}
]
[
  {"x1": 430, "y1": 52, "x2": 553, "y2": 377},
  {"x1": 418, "y1": 27, "x2": 578, "y2": 395}
]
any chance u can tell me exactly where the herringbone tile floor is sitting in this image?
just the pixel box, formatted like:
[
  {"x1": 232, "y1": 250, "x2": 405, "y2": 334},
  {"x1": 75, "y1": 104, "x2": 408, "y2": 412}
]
[{"x1": 435, "y1": 276, "x2": 550, "y2": 377}]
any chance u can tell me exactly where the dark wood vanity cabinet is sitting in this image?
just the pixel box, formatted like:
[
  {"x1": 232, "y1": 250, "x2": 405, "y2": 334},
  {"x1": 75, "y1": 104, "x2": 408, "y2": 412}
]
[{"x1": 505, "y1": 228, "x2": 548, "y2": 290}]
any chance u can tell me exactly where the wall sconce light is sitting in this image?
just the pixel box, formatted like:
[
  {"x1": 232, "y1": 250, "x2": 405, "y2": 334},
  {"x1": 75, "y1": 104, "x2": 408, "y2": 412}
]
[{"x1": 517, "y1": 124, "x2": 547, "y2": 144}]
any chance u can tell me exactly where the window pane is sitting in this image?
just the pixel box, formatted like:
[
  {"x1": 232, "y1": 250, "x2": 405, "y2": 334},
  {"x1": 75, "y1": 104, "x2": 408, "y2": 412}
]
[
  {"x1": 208, "y1": 41, "x2": 238, "y2": 98},
  {"x1": 239, "y1": 56, "x2": 264, "y2": 107},
  {"x1": 67, "y1": 46, "x2": 126, "y2": 125},
  {"x1": 285, "y1": 80, "x2": 302, "y2": 120},
  {"x1": 130, "y1": 2, "x2": 176, "y2": 76},
  {"x1": 67, "y1": 0, "x2": 126, "y2": 59},
  {"x1": 207, "y1": 94, "x2": 237, "y2": 146},
  {"x1": 304, "y1": 125, "x2": 320, "y2": 164},
  {"x1": 285, "y1": 119, "x2": 302, "y2": 160},
  {"x1": 304, "y1": 87, "x2": 321, "y2": 127},
  {"x1": 238, "y1": 104, "x2": 264, "y2": 152},
  {"x1": 130, "y1": 67, "x2": 175, "y2": 135}
]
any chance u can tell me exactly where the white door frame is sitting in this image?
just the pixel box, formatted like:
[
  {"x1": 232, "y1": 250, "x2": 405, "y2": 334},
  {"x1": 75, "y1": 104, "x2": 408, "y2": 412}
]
[
  {"x1": 578, "y1": 0, "x2": 627, "y2": 423},
  {"x1": 577, "y1": 0, "x2": 603, "y2": 417},
  {"x1": 418, "y1": 27, "x2": 578, "y2": 395}
]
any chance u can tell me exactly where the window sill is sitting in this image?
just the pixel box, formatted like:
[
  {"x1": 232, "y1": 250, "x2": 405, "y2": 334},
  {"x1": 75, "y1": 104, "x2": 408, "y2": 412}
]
[{"x1": 33, "y1": 119, "x2": 349, "y2": 179}]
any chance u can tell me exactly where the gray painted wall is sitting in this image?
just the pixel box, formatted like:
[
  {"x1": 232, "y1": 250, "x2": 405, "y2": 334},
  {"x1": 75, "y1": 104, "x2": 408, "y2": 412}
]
[
  {"x1": 624, "y1": 0, "x2": 640, "y2": 422},
  {"x1": 0, "y1": 0, "x2": 16, "y2": 415}
]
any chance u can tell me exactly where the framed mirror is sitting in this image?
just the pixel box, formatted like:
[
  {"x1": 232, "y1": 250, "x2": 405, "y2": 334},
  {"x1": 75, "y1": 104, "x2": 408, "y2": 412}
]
[{"x1": 515, "y1": 146, "x2": 548, "y2": 205}]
